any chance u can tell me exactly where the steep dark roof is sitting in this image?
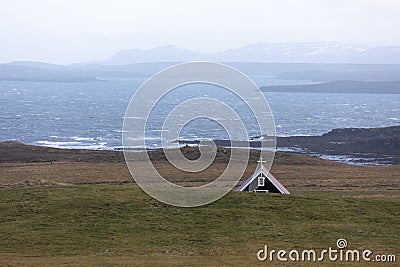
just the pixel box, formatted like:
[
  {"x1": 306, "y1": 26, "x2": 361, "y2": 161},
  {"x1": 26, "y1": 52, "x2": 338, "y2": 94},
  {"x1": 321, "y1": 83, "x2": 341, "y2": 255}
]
[{"x1": 236, "y1": 165, "x2": 290, "y2": 194}]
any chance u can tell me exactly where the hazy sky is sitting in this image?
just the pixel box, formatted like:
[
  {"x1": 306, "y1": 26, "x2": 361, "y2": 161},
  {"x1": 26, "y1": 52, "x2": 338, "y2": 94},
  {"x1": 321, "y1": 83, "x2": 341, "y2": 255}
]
[{"x1": 1, "y1": 0, "x2": 399, "y2": 64}]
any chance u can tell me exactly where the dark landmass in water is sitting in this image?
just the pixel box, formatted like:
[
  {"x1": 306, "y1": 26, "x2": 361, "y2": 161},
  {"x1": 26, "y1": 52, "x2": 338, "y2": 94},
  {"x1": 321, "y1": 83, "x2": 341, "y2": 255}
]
[
  {"x1": 179, "y1": 126, "x2": 400, "y2": 165},
  {"x1": 2, "y1": 61, "x2": 400, "y2": 83},
  {"x1": 261, "y1": 80, "x2": 400, "y2": 94},
  {"x1": 0, "y1": 65, "x2": 98, "y2": 82},
  {"x1": 277, "y1": 126, "x2": 400, "y2": 165}
]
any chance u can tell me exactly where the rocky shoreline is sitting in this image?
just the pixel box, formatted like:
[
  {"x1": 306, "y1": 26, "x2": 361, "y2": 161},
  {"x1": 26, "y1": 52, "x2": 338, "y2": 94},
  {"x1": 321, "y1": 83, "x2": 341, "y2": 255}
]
[
  {"x1": 1, "y1": 126, "x2": 399, "y2": 166},
  {"x1": 179, "y1": 126, "x2": 400, "y2": 165},
  {"x1": 277, "y1": 126, "x2": 400, "y2": 164}
]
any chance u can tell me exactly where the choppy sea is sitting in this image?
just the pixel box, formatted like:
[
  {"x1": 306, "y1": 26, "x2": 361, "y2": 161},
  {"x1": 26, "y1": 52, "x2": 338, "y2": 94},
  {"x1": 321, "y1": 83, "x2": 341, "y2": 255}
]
[{"x1": 1, "y1": 75, "x2": 399, "y2": 165}]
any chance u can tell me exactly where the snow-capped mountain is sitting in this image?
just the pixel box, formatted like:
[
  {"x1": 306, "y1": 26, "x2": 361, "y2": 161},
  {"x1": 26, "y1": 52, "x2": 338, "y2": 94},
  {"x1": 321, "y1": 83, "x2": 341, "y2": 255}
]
[
  {"x1": 100, "y1": 42, "x2": 400, "y2": 64},
  {"x1": 215, "y1": 42, "x2": 369, "y2": 62}
]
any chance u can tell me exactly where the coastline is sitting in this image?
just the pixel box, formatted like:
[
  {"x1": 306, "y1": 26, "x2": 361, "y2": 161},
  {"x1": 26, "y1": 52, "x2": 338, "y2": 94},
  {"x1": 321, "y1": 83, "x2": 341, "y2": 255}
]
[
  {"x1": 3, "y1": 125, "x2": 399, "y2": 166},
  {"x1": 1, "y1": 141, "x2": 399, "y2": 191},
  {"x1": 179, "y1": 126, "x2": 400, "y2": 165}
]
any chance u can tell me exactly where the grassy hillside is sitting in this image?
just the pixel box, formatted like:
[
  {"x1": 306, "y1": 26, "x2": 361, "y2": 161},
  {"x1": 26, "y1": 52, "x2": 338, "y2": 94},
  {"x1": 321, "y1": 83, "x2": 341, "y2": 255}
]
[{"x1": 0, "y1": 186, "x2": 399, "y2": 266}]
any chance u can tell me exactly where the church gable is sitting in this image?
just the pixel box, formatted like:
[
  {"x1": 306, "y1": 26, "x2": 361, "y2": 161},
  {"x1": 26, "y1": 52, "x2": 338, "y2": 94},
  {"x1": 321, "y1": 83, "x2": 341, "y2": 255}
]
[
  {"x1": 244, "y1": 172, "x2": 281, "y2": 193},
  {"x1": 236, "y1": 158, "x2": 290, "y2": 194}
]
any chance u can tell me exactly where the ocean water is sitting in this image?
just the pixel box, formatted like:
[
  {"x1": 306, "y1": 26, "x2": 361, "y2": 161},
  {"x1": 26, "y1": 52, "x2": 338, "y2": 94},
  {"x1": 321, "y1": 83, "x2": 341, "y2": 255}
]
[{"x1": 1, "y1": 78, "x2": 399, "y2": 150}]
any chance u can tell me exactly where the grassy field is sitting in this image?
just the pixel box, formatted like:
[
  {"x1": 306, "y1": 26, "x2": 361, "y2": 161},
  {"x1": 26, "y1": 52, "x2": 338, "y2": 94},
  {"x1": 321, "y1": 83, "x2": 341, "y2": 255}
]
[
  {"x1": 0, "y1": 144, "x2": 399, "y2": 266},
  {"x1": 0, "y1": 186, "x2": 399, "y2": 266}
]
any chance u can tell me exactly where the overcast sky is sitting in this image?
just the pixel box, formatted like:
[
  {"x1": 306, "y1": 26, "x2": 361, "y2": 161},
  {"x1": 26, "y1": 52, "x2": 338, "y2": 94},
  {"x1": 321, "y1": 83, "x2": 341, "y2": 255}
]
[{"x1": 1, "y1": 0, "x2": 399, "y2": 64}]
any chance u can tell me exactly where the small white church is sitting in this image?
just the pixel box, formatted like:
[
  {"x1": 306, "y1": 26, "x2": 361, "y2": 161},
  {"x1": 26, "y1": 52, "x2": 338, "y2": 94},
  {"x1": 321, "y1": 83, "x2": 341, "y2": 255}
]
[{"x1": 236, "y1": 158, "x2": 290, "y2": 194}]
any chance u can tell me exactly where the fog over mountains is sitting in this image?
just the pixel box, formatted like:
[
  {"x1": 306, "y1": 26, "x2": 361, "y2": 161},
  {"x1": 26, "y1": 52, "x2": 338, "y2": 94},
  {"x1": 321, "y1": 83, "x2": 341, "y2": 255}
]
[
  {"x1": 1, "y1": 42, "x2": 400, "y2": 91},
  {"x1": 100, "y1": 42, "x2": 400, "y2": 65}
]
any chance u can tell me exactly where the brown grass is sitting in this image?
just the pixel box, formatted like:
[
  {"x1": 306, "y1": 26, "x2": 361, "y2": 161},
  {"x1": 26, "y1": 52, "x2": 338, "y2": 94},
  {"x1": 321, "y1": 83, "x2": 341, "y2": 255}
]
[{"x1": 1, "y1": 150, "x2": 399, "y2": 193}]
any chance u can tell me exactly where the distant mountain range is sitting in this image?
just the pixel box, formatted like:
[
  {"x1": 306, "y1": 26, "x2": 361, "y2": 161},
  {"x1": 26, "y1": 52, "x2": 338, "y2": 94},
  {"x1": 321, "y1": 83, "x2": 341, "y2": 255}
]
[
  {"x1": 99, "y1": 42, "x2": 400, "y2": 64},
  {"x1": 1, "y1": 42, "x2": 400, "y2": 84}
]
